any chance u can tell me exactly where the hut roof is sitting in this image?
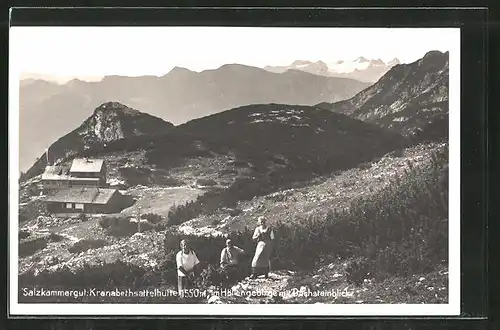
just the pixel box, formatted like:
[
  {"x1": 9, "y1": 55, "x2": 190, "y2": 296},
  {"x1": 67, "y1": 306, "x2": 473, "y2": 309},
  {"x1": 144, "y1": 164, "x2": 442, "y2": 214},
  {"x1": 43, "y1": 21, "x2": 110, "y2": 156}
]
[
  {"x1": 70, "y1": 158, "x2": 104, "y2": 173},
  {"x1": 45, "y1": 187, "x2": 118, "y2": 204}
]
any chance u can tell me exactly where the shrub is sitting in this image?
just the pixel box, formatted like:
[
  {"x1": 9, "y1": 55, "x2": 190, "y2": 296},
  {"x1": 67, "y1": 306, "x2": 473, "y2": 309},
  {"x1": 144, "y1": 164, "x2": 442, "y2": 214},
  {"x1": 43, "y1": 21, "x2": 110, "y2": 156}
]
[
  {"x1": 119, "y1": 167, "x2": 152, "y2": 186},
  {"x1": 18, "y1": 260, "x2": 160, "y2": 293},
  {"x1": 229, "y1": 159, "x2": 249, "y2": 168},
  {"x1": 195, "y1": 178, "x2": 218, "y2": 186},
  {"x1": 195, "y1": 264, "x2": 223, "y2": 288},
  {"x1": 109, "y1": 218, "x2": 137, "y2": 237},
  {"x1": 385, "y1": 148, "x2": 404, "y2": 158},
  {"x1": 138, "y1": 221, "x2": 155, "y2": 233},
  {"x1": 151, "y1": 172, "x2": 186, "y2": 187},
  {"x1": 224, "y1": 208, "x2": 242, "y2": 217},
  {"x1": 153, "y1": 222, "x2": 167, "y2": 232},
  {"x1": 166, "y1": 176, "x2": 279, "y2": 226},
  {"x1": 357, "y1": 162, "x2": 372, "y2": 170},
  {"x1": 411, "y1": 113, "x2": 448, "y2": 143},
  {"x1": 219, "y1": 167, "x2": 238, "y2": 176},
  {"x1": 68, "y1": 239, "x2": 108, "y2": 254},
  {"x1": 19, "y1": 236, "x2": 48, "y2": 257},
  {"x1": 167, "y1": 199, "x2": 206, "y2": 226},
  {"x1": 19, "y1": 230, "x2": 31, "y2": 240},
  {"x1": 19, "y1": 213, "x2": 28, "y2": 223},
  {"x1": 141, "y1": 213, "x2": 163, "y2": 224},
  {"x1": 19, "y1": 199, "x2": 48, "y2": 224},
  {"x1": 193, "y1": 263, "x2": 249, "y2": 289},
  {"x1": 345, "y1": 257, "x2": 375, "y2": 286},
  {"x1": 49, "y1": 232, "x2": 64, "y2": 243},
  {"x1": 275, "y1": 145, "x2": 449, "y2": 276},
  {"x1": 100, "y1": 216, "x2": 156, "y2": 237},
  {"x1": 98, "y1": 217, "x2": 116, "y2": 229},
  {"x1": 78, "y1": 213, "x2": 88, "y2": 222}
]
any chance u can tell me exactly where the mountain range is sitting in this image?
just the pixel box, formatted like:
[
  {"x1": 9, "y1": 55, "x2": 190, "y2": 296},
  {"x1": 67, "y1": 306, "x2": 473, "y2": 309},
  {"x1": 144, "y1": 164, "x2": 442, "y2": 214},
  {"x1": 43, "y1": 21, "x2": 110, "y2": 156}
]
[
  {"x1": 19, "y1": 51, "x2": 449, "y2": 173},
  {"x1": 19, "y1": 65, "x2": 370, "y2": 172},
  {"x1": 263, "y1": 57, "x2": 401, "y2": 83},
  {"x1": 317, "y1": 50, "x2": 449, "y2": 137}
]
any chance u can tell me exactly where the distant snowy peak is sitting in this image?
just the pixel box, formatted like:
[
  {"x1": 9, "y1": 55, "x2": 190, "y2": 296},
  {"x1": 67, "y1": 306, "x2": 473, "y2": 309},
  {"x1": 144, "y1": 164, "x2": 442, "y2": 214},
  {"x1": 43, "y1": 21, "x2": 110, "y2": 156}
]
[
  {"x1": 388, "y1": 58, "x2": 401, "y2": 66},
  {"x1": 267, "y1": 57, "x2": 399, "y2": 73},
  {"x1": 370, "y1": 59, "x2": 385, "y2": 66},
  {"x1": 354, "y1": 56, "x2": 370, "y2": 63},
  {"x1": 327, "y1": 59, "x2": 371, "y2": 74},
  {"x1": 263, "y1": 56, "x2": 404, "y2": 82},
  {"x1": 328, "y1": 57, "x2": 397, "y2": 73},
  {"x1": 291, "y1": 60, "x2": 313, "y2": 66}
]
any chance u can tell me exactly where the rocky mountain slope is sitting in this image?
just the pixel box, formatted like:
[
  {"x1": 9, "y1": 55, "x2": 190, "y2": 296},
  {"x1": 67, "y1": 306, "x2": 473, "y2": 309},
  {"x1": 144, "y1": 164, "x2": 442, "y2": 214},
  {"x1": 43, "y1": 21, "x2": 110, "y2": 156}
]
[
  {"x1": 22, "y1": 102, "x2": 174, "y2": 180},
  {"x1": 19, "y1": 64, "x2": 370, "y2": 172},
  {"x1": 18, "y1": 141, "x2": 448, "y2": 304},
  {"x1": 140, "y1": 103, "x2": 410, "y2": 195},
  {"x1": 264, "y1": 57, "x2": 401, "y2": 82},
  {"x1": 316, "y1": 51, "x2": 449, "y2": 137},
  {"x1": 177, "y1": 142, "x2": 445, "y2": 236}
]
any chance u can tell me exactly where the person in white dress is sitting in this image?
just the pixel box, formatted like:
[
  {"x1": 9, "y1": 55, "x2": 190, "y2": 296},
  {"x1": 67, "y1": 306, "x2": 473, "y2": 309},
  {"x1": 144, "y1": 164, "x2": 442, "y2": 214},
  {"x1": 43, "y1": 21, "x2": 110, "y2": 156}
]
[{"x1": 251, "y1": 216, "x2": 275, "y2": 279}]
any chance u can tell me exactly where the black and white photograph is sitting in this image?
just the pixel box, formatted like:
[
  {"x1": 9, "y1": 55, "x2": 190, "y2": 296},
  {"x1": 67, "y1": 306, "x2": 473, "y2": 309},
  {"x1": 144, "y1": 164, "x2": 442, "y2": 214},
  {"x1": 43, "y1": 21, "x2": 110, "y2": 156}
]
[{"x1": 9, "y1": 26, "x2": 460, "y2": 316}]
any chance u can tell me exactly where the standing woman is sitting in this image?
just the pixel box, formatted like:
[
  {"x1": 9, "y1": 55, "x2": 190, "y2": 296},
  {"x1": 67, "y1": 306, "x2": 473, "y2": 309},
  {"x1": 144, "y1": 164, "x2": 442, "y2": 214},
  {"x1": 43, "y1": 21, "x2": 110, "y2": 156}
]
[{"x1": 251, "y1": 216, "x2": 275, "y2": 279}]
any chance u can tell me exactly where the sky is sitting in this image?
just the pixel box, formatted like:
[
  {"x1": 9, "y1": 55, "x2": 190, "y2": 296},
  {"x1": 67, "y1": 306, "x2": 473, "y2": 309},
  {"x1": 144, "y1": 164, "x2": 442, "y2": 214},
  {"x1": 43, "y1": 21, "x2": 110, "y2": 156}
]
[{"x1": 10, "y1": 27, "x2": 459, "y2": 82}]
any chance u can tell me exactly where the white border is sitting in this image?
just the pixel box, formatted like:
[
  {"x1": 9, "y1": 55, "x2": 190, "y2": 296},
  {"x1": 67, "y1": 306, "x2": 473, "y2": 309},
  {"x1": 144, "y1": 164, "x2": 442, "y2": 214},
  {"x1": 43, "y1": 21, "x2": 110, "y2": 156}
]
[{"x1": 9, "y1": 27, "x2": 460, "y2": 316}]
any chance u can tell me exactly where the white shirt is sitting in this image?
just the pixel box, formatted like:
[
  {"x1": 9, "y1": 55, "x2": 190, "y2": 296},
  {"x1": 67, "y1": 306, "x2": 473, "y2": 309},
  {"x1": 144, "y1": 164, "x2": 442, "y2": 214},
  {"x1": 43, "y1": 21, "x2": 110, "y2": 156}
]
[{"x1": 176, "y1": 250, "x2": 200, "y2": 277}]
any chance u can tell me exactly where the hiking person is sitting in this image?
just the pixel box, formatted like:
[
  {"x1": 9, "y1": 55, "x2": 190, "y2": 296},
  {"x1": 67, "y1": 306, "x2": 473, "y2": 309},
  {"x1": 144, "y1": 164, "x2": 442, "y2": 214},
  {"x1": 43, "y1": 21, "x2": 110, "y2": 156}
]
[
  {"x1": 220, "y1": 238, "x2": 246, "y2": 282},
  {"x1": 176, "y1": 239, "x2": 200, "y2": 297},
  {"x1": 220, "y1": 238, "x2": 245, "y2": 268},
  {"x1": 251, "y1": 216, "x2": 275, "y2": 279}
]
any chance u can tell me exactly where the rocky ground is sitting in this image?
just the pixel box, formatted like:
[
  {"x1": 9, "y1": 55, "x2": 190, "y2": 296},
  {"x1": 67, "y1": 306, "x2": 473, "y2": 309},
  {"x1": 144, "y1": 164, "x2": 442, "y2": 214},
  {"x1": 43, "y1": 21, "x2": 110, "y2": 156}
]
[
  {"x1": 204, "y1": 263, "x2": 448, "y2": 305},
  {"x1": 19, "y1": 225, "x2": 167, "y2": 275}
]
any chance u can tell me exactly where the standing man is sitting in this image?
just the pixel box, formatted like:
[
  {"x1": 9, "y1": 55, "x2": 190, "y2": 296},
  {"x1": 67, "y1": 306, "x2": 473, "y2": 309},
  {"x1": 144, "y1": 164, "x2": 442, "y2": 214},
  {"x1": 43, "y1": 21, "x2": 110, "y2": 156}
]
[{"x1": 176, "y1": 239, "x2": 200, "y2": 298}]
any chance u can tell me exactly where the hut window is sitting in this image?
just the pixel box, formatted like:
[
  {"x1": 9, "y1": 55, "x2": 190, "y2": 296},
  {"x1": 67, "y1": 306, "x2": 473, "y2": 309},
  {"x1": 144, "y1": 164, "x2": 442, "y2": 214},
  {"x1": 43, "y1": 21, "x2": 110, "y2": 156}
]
[
  {"x1": 66, "y1": 203, "x2": 73, "y2": 209},
  {"x1": 75, "y1": 203, "x2": 84, "y2": 210}
]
